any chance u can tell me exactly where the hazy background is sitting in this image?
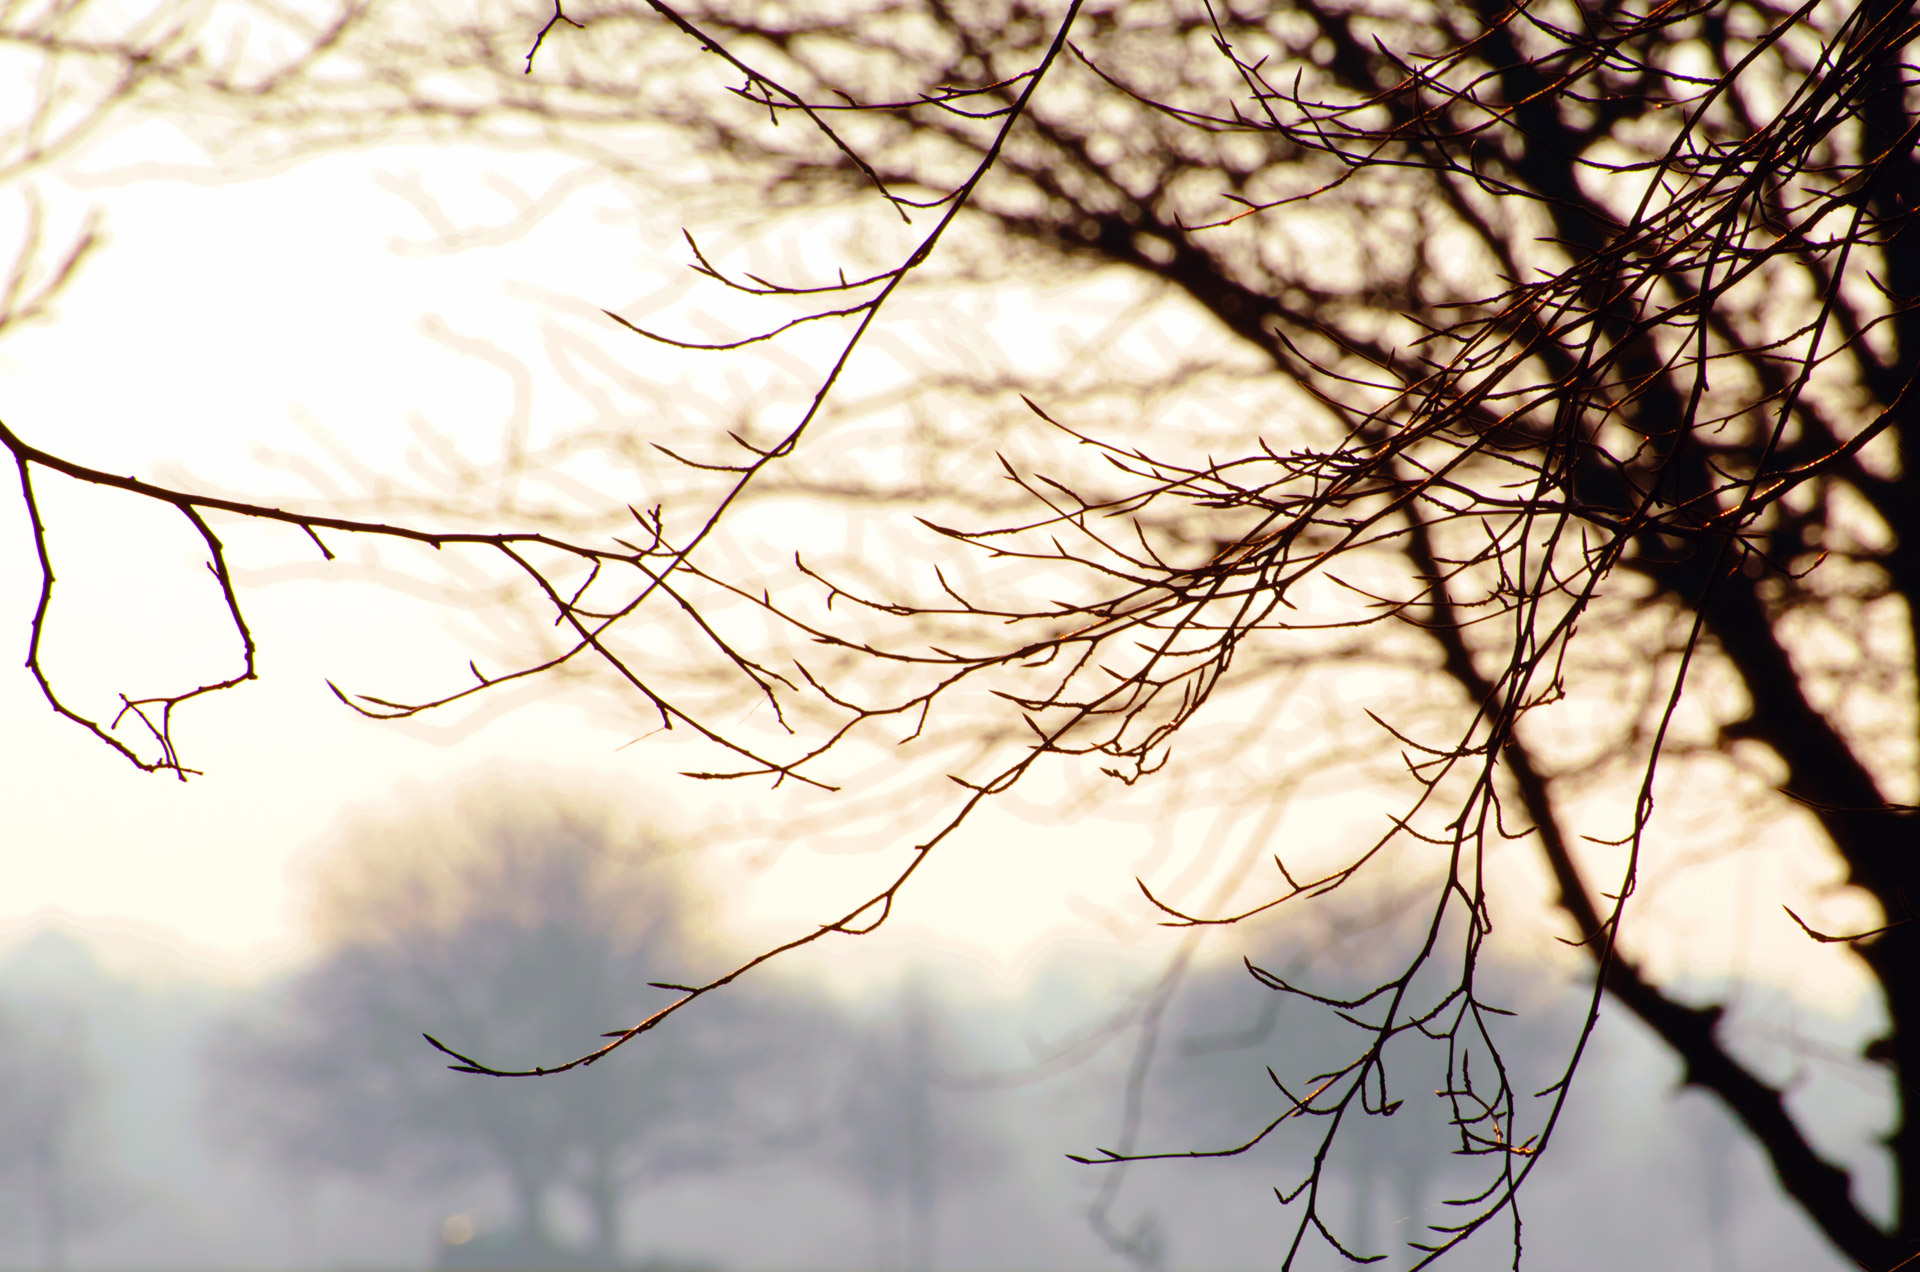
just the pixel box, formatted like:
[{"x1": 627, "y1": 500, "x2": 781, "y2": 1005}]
[
  {"x1": 0, "y1": 54, "x2": 1890, "y2": 1272},
  {"x1": 0, "y1": 900, "x2": 1883, "y2": 1271}
]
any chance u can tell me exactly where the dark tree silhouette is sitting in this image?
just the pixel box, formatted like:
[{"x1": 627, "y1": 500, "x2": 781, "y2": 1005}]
[{"x1": 8, "y1": 0, "x2": 1919, "y2": 1267}]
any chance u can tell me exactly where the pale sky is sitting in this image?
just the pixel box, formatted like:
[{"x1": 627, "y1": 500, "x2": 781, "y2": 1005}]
[
  {"x1": 0, "y1": 109, "x2": 1886, "y2": 1021},
  {"x1": 0, "y1": 124, "x2": 1229, "y2": 991}
]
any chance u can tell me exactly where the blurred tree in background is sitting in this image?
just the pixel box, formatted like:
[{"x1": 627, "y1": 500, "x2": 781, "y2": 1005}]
[
  {"x1": 4, "y1": 0, "x2": 1917, "y2": 1267},
  {"x1": 0, "y1": 1000, "x2": 100, "y2": 1271},
  {"x1": 0, "y1": 0, "x2": 372, "y2": 370},
  {"x1": 208, "y1": 790, "x2": 802, "y2": 1266},
  {"x1": 832, "y1": 975, "x2": 1006, "y2": 1272}
]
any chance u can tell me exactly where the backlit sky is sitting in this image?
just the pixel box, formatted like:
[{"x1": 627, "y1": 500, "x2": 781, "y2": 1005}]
[
  {"x1": 0, "y1": 110, "x2": 1883, "y2": 1015},
  {"x1": 0, "y1": 123, "x2": 1225, "y2": 990}
]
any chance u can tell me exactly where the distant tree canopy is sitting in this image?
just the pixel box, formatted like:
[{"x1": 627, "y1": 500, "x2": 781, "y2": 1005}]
[
  {"x1": 832, "y1": 977, "x2": 1007, "y2": 1272},
  {"x1": 208, "y1": 791, "x2": 793, "y2": 1262},
  {"x1": 0, "y1": 1000, "x2": 98, "y2": 1272},
  {"x1": 7, "y1": 0, "x2": 1918, "y2": 1268}
]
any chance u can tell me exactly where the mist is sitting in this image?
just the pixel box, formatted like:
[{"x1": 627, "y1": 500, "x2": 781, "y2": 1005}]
[{"x1": 0, "y1": 867, "x2": 1871, "y2": 1271}]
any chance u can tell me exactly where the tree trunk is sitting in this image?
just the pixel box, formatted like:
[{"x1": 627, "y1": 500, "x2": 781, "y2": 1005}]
[{"x1": 584, "y1": 1144, "x2": 622, "y2": 1267}]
